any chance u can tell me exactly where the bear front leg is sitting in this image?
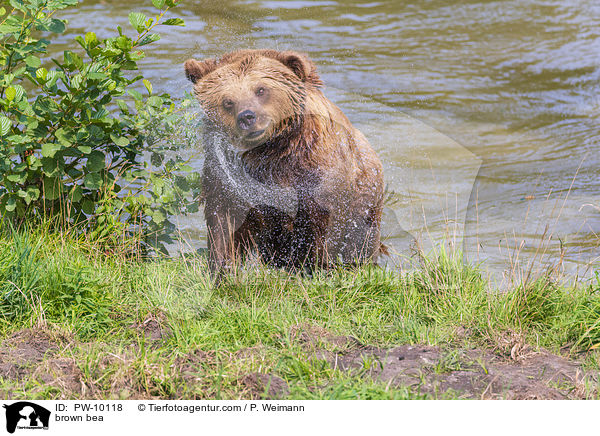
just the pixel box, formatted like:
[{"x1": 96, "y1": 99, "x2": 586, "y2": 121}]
[
  {"x1": 205, "y1": 207, "x2": 239, "y2": 282},
  {"x1": 291, "y1": 198, "x2": 330, "y2": 270}
]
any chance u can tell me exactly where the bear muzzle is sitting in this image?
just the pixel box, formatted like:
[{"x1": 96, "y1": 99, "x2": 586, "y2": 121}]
[{"x1": 237, "y1": 110, "x2": 257, "y2": 130}]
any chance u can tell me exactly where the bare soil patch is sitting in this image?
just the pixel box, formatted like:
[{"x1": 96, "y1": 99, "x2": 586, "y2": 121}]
[
  {"x1": 1, "y1": 326, "x2": 597, "y2": 399},
  {"x1": 0, "y1": 329, "x2": 60, "y2": 379},
  {"x1": 0, "y1": 328, "x2": 83, "y2": 397},
  {"x1": 332, "y1": 345, "x2": 592, "y2": 399},
  {"x1": 292, "y1": 325, "x2": 598, "y2": 399},
  {"x1": 240, "y1": 373, "x2": 290, "y2": 399},
  {"x1": 129, "y1": 315, "x2": 172, "y2": 342}
]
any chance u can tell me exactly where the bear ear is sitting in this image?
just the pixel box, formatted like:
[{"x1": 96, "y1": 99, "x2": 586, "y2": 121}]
[
  {"x1": 184, "y1": 58, "x2": 217, "y2": 84},
  {"x1": 275, "y1": 51, "x2": 323, "y2": 86}
]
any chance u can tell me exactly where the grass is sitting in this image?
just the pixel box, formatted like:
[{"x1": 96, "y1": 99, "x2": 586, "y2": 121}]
[{"x1": 0, "y1": 226, "x2": 598, "y2": 400}]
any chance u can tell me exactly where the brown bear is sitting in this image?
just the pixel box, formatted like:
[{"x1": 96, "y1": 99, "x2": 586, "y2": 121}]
[{"x1": 184, "y1": 49, "x2": 384, "y2": 276}]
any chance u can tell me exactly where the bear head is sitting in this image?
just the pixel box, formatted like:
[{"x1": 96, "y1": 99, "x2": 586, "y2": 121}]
[{"x1": 184, "y1": 50, "x2": 323, "y2": 151}]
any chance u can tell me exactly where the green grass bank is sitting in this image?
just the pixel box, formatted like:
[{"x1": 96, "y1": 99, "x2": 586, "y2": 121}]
[{"x1": 0, "y1": 227, "x2": 599, "y2": 399}]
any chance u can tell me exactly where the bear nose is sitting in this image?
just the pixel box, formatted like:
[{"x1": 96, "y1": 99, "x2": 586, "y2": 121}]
[{"x1": 237, "y1": 110, "x2": 256, "y2": 130}]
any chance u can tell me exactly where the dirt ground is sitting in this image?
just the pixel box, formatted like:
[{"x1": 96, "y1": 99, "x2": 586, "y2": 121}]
[
  {"x1": 319, "y1": 345, "x2": 590, "y2": 399},
  {"x1": 0, "y1": 329, "x2": 83, "y2": 396},
  {"x1": 0, "y1": 327, "x2": 596, "y2": 400},
  {"x1": 292, "y1": 325, "x2": 598, "y2": 399}
]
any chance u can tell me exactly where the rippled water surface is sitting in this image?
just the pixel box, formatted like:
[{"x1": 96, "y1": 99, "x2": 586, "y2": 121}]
[{"x1": 54, "y1": 0, "x2": 599, "y2": 281}]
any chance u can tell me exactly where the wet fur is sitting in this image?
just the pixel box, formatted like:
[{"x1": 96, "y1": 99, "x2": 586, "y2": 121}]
[{"x1": 185, "y1": 49, "x2": 385, "y2": 275}]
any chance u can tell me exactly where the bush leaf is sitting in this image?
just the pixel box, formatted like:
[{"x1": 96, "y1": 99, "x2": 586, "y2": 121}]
[
  {"x1": 110, "y1": 134, "x2": 130, "y2": 147},
  {"x1": 86, "y1": 150, "x2": 105, "y2": 173},
  {"x1": 41, "y1": 143, "x2": 61, "y2": 158},
  {"x1": 0, "y1": 117, "x2": 11, "y2": 136},
  {"x1": 84, "y1": 172, "x2": 102, "y2": 190},
  {"x1": 128, "y1": 12, "x2": 147, "y2": 32},
  {"x1": 163, "y1": 18, "x2": 184, "y2": 26},
  {"x1": 143, "y1": 79, "x2": 152, "y2": 95}
]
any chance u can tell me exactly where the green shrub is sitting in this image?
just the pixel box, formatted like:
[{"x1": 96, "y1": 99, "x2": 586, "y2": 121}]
[{"x1": 0, "y1": 0, "x2": 198, "y2": 252}]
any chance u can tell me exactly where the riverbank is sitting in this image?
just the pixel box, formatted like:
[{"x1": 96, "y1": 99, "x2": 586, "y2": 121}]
[{"x1": 0, "y1": 229, "x2": 598, "y2": 399}]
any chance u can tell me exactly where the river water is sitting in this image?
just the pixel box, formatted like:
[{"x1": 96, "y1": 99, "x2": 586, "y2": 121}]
[{"x1": 53, "y1": 0, "x2": 599, "y2": 283}]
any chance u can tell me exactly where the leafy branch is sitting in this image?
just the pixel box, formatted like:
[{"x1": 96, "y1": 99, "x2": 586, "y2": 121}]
[{"x1": 0, "y1": 0, "x2": 199, "y2": 254}]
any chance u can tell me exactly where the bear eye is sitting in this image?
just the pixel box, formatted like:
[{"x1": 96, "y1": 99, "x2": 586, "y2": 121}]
[
  {"x1": 255, "y1": 87, "x2": 266, "y2": 97},
  {"x1": 222, "y1": 99, "x2": 234, "y2": 111}
]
